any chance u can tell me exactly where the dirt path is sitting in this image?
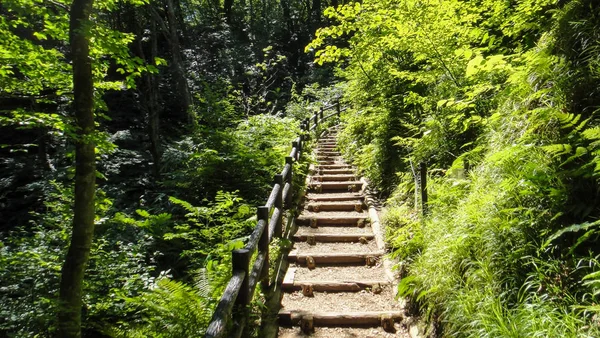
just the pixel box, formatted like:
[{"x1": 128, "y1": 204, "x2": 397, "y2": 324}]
[{"x1": 277, "y1": 127, "x2": 410, "y2": 337}]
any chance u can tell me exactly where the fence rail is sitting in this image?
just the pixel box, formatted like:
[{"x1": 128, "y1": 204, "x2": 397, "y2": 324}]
[{"x1": 205, "y1": 101, "x2": 342, "y2": 338}]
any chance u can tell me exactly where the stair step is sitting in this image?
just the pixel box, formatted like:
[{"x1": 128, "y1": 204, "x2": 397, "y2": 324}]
[
  {"x1": 309, "y1": 181, "x2": 363, "y2": 192},
  {"x1": 317, "y1": 164, "x2": 352, "y2": 169},
  {"x1": 316, "y1": 154, "x2": 342, "y2": 159},
  {"x1": 293, "y1": 233, "x2": 374, "y2": 243},
  {"x1": 318, "y1": 169, "x2": 354, "y2": 175},
  {"x1": 316, "y1": 156, "x2": 342, "y2": 161},
  {"x1": 288, "y1": 251, "x2": 383, "y2": 265},
  {"x1": 297, "y1": 213, "x2": 368, "y2": 227},
  {"x1": 295, "y1": 227, "x2": 373, "y2": 239},
  {"x1": 311, "y1": 174, "x2": 357, "y2": 182},
  {"x1": 294, "y1": 234, "x2": 375, "y2": 243},
  {"x1": 305, "y1": 201, "x2": 364, "y2": 212},
  {"x1": 317, "y1": 151, "x2": 341, "y2": 155},
  {"x1": 281, "y1": 279, "x2": 390, "y2": 292},
  {"x1": 305, "y1": 192, "x2": 363, "y2": 202},
  {"x1": 278, "y1": 310, "x2": 403, "y2": 327},
  {"x1": 278, "y1": 326, "x2": 405, "y2": 337}
]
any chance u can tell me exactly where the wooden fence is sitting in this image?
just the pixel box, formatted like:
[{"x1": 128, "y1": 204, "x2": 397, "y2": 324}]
[{"x1": 205, "y1": 101, "x2": 343, "y2": 338}]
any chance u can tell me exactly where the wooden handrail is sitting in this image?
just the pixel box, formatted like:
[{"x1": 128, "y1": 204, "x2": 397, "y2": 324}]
[{"x1": 204, "y1": 100, "x2": 343, "y2": 338}]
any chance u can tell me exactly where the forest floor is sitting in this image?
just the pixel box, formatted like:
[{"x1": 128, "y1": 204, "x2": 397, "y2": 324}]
[{"x1": 276, "y1": 127, "x2": 414, "y2": 337}]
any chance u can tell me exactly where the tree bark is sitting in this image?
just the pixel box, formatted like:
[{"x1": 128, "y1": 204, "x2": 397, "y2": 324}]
[
  {"x1": 164, "y1": 0, "x2": 193, "y2": 124},
  {"x1": 57, "y1": 0, "x2": 96, "y2": 337},
  {"x1": 133, "y1": 11, "x2": 162, "y2": 178}
]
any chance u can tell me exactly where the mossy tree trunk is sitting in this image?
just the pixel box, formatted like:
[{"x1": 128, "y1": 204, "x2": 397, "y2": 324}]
[{"x1": 57, "y1": 0, "x2": 96, "y2": 336}]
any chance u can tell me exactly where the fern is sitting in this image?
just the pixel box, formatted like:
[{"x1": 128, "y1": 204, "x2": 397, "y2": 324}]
[
  {"x1": 542, "y1": 220, "x2": 600, "y2": 252},
  {"x1": 111, "y1": 278, "x2": 214, "y2": 338}
]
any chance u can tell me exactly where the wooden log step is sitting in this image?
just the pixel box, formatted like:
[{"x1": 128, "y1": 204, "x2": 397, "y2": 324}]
[
  {"x1": 309, "y1": 181, "x2": 363, "y2": 192},
  {"x1": 316, "y1": 161, "x2": 346, "y2": 166},
  {"x1": 281, "y1": 279, "x2": 390, "y2": 292},
  {"x1": 319, "y1": 169, "x2": 354, "y2": 175},
  {"x1": 316, "y1": 154, "x2": 342, "y2": 159},
  {"x1": 317, "y1": 151, "x2": 341, "y2": 156},
  {"x1": 279, "y1": 327, "x2": 406, "y2": 337},
  {"x1": 288, "y1": 251, "x2": 383, "y2": 265},
  {"x1": 297, "y1": 213, "x2": 368, "y2": 227},
  {"x1": 278, "y1": 311, "x2": 403, "y2": 327},
  {"x1": 306, "y1": 201, "x2": 364, "y2": 212},
  {"x1": 316, "y1": 156, "x2": 341, "y2": 161},
  {"x1": 316, "y1": 164, "x2": 352, "y2": 169},
  {"x1": 305, "y1": 192, "x2": 363, "y2": 202},
  {"x1": 295, "y1": 226, "x2": 373, "y2": 238},
  {"x1": 293, "y1": 233, "x2": 374, "y2": 243},
  {"x1": 311, "y1": 174, "x2": 357, "y2": 182}
]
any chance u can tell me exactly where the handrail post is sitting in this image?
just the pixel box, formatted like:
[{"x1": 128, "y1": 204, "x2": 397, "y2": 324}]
[
  {"x1": 419, "y1": 162, "x2": 428, "y2": 215},
  {"x1": 336, "y1": 101, "x2": 341, "y2": 119},
  {"x1": 284, "y1": 156, "x2": 293, "y2": 208},
  {"x1": 319, "y1": 107, "x2": 324, "y2": 122},
  {"x1": 292, "y1": 141, "x2": 299, "y2": 161},
  {"x1": 314, "y1": 112, "x2": 319, "y2": 139},
  {"x1": 257, "y1": 206, "x2": 269, "y2": 289},
  {"x1": 274, "y1": 174, "x2": 284, "y2": 238},
  {"x1": 232, "y1": 248, "x2": 251, "y2": 307}
]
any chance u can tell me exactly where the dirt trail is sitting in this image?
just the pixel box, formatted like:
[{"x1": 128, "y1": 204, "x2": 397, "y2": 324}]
[{"x1": 277, "y1": 127, "x2": 410, "y2": 337}]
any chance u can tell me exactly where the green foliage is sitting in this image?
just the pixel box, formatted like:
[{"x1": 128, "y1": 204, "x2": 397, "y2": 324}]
[
  {"x1": 383, "y1": 204, "x2": 422, "y2": 263},
  {"x1": 0, "y1": 0, "x2": 153, "y2": 132},
  {"x1": 162, "y1": 114, "x2": 300, "y2": 205},
  {"x1": 165, "y1": 191, "x2": 253, "y2": 270},
  {"x1": 110, "y1": 277, "x2": 213, "y2": 338},
  {"x1": 311, "y1": 0, "x2": 600, "y2": 335},
  {"x1": 0, "y1": 183, "x2": 159, "y2": 337}
]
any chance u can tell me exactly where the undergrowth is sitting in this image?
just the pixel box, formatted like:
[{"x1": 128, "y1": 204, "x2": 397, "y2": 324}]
[{"x1": 309, "y1": 0, "x2": 600, "y2": 336}]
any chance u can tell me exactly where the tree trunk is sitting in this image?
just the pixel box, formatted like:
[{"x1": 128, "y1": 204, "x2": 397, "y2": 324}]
[
  {"x1": 57, "y1": 0, "x2": 96, "y2": 337},
  {"x1": 164, "y1": 0, "x2": 193, "y2": 124},
  {"x1": 134, "y1": 11, "x2": 162, "y2": 178},
  {"x1": 148, "y1": 19, "x2": 161, "y2": 177}
]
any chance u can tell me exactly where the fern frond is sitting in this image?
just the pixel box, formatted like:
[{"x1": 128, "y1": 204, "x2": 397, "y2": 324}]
[{"x1": 542, "y1": 220, "x2": 600, "y2": 249}]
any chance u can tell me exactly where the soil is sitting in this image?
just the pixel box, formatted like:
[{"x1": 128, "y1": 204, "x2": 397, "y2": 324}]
[
  {"x1": 278, "y1": 326, "x2": 410, "y2": 338},
  {"x1": 305, "y1": 192, "x2": 363, "y2": 200},
  {"x1": 294, "y1": 227, "x2": 373, "y2": 235},
  {"x1": 298, "y1": 210, "x2": 368, "y2": 218},
  {"x1": 281, "y1": 287, "x2": 401, "y2": 313},
  {"x1": 293, "y1": 241, "x2": 379, "y2": 254},
  {"x1": 293, "y1": 266, "x2": 390, "y2": 282}
]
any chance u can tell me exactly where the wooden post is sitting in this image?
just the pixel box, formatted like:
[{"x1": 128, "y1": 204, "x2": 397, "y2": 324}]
[
  {"x1": 232, "y1": 248, "x2": 251, "y2": 307},
  {"x1": 258, "y1": 206, "x2": 269, "y2": 289},
  {"x1": 419, "y1": 162, "x2": 428, "y2": 215},
  {"x1": 304, "y1": 118, "x2": 310, "y2": 131},
  {"x1": 274, "y1": 174, "x2": 284, "y2": 238},
  {"x1": 319, "y1": 107, "x2": 324, "y2": 121},
  {"x1": 292, "y1": 141, "x2": 299, "y2": 161},
  {"x1": 284, "y1": 157, "x2": 293, "y2": 208},
  {"x1": 336, "y1": 101, "x2": 341, "y2": 119},
  {"x1": 298, "y1": 135, "x2": 303, "y2": 154}
]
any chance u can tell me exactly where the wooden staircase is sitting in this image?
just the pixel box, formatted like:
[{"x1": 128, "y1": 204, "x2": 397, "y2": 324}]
[{"x1": 278, "y1": 127, "x2": 408, "y2": 337}]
